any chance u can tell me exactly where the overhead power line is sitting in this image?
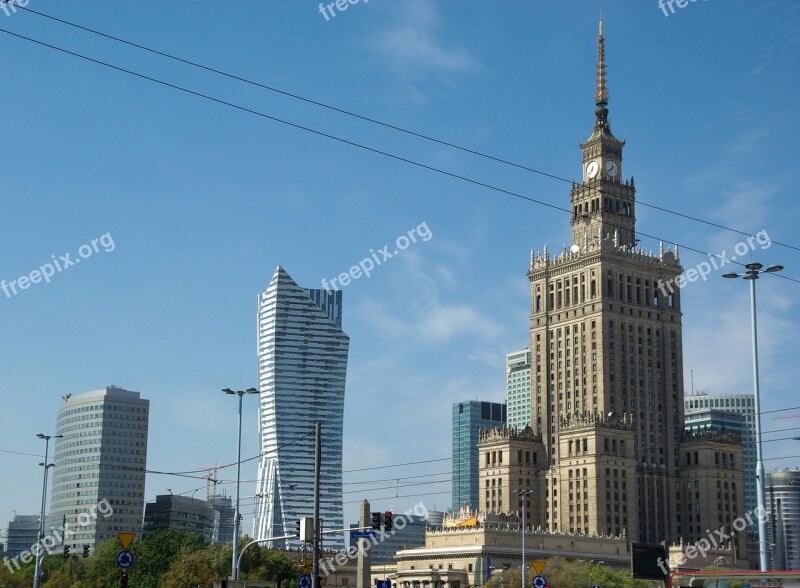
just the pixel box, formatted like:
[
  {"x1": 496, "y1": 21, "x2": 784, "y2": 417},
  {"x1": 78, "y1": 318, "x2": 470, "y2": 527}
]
[
  {"x1": 343, "y1": 458, "x2": 451, "y2": 473},
  {"x1": 10, "y1": 4, "x2": 800, "y2": 254},
  {"x1": 1, "y1": 26, "x2": 795, "y2": 285}
]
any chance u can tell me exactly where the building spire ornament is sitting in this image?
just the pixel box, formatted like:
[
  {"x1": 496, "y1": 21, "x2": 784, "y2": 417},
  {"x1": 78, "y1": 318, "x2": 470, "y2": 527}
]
[{"x1": 595, "y1": 20, "x2": 609, "y2": 127}]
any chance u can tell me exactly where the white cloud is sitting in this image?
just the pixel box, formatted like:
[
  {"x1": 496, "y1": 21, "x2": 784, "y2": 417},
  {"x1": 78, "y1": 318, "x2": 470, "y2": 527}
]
[{"x1": 369, "y1": 0, "x2": 478, "y2": 75}]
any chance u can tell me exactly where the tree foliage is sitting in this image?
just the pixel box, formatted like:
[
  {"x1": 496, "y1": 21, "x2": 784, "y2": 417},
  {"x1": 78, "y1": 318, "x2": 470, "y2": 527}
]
[{"x1": 484, "y1": 557, "x2": 651, "y2": 588}]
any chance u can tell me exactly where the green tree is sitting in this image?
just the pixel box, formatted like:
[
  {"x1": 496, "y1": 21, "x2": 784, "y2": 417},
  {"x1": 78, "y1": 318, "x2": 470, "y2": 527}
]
[
  {"x1": 0, "y1": 556, "x2": 34, "y2": 588},
  {"x1": 42, "y1": 555, "x2": 88, "y2": 588},
  {"x1": 161, "y1": 549, "x2": 218, "y2": 588},
  {"x1": 84, "y1": 536, "x2": 128, "y2": 587},
  {"x1": 484, "y1": 558, "x2": 651, "y2": 588},
  {"x1": 129, "y1": 529, "x2": 206, "y2": 588},
  {"x1": 253, "y1": 547, "x2": 300, "y2": 585}
]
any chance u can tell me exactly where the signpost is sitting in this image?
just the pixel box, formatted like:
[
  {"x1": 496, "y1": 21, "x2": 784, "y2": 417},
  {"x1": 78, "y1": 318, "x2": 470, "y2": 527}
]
[
  {"x1": 116, "y1": 533, "x2": 136, "y2": 588},
  {"x1": 117, "y1": 532, "x2": 135, "y2": 550},
  {"x1": 116, "y1": 550, "x2": 134, "y2": 570}
]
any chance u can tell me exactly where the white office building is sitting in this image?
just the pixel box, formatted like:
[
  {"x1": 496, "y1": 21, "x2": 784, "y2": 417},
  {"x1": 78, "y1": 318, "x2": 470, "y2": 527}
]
[
  {"x1": 50, "y1": 386, "x2": 149, "y2": 552},
  {"x1": 253, "y1": 266, "x2": 349, "y2": 549}
]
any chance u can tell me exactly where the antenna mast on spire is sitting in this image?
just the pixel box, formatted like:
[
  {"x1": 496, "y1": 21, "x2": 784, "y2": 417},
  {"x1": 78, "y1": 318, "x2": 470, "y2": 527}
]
[{"x1": 595, "y1": 20, "x2": 609, "y2": 126}]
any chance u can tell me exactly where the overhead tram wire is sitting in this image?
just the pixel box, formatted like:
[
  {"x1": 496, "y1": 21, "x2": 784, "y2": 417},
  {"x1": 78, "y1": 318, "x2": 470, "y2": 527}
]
[
  {"x1": 9, "y1": 4, "x2": 800, "y2": 254},
  {"x1": 344, "y1": 490, "x2": 452, "y2": 506},
  {"x1": 342, "y1": 478, "x2": 452, "y2": 496},
  {"x1": 2, "y1": 417, "x2": 799, "y2": 475},
  {"x1": 3, "y1": 404, "x2": 800, "y2": 474},
  {"x1": 0, "y1": 428, "x2": 315, "y2": 482},
  {"x1": 167, "y1": 429, "x2": 316, "y2": 475},
  {"x1": 1, "y1": 26, "x2": 798, "y2": 285},
  {"x1": 343, "y1": 457, "x2": 451, "y2": 473}
]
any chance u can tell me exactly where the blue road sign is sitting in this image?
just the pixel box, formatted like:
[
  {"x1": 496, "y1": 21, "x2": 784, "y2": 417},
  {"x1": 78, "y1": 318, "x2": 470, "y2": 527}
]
[
  {"x1": 298, "y1": 574, "x2": 312, "y2": 588},
  {"x1": 116, "y1": 550, "x2": 134, "y2": 570},
  {"x1": 350, "y1": 531, "x2": 376, "y2": 539},
  {"x1": 593, "y1": 585, "x2": 601, "y2": 588},
  {"x1": 532, "y1": 575, "x2": 546, "y2": 588},
  {"x1": 376, "y1": 581, "x2": 392, "y2": 588}
]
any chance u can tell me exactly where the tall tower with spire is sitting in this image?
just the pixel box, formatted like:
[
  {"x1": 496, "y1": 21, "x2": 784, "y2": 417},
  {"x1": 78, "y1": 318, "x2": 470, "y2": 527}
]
[{"x1": 527, "y1": 21, "x2": 688, "y2": 545}]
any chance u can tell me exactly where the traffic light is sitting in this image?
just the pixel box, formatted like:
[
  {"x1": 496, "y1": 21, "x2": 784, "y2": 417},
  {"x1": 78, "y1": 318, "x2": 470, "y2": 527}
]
[
  {"x1": 299, "y1": 517, "x2": 314, "y2": 542},
  {"x1": 63, "y1": 544, "x2": 70, "y2": 559},
  {"x1": 295, "y1": 518, "x2": 302, "y2": 538},
  {"x1": 371, "y1": 512, "x2": 381, "y2": 530},
  {"x1": 384, "y1": 511, "x2": 393, "y2": 532},
  {"x1": 82, "y1": 544, "x2": 90, "y2": 558},
  {"x1": 120, "y1": 571, "x2": 129, "y2": 588}
]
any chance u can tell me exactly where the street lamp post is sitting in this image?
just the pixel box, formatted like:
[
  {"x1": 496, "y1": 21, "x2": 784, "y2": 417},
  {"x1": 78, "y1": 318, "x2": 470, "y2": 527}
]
[
  {"x1": 223, "y1": 387, "x2": 260, "y2": 581},
  {"x1": 723, "y1": 261, "x2": 783, "y2": 572},
  {"x1": 515, "y1": 489, "x2": 531, "y2": 588},
  {"x1": 33, "y1": 433, "x2": 62, "y2": 588}
]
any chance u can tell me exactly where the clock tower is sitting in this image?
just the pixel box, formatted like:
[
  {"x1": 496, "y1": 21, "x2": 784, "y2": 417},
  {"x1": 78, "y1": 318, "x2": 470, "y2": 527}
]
[
  {"x1": 572, "y1": 21, "x2": 636, "y2": 250},
  {"x1": 528, "y1": 21, "x2": 686, "y2": 545}
]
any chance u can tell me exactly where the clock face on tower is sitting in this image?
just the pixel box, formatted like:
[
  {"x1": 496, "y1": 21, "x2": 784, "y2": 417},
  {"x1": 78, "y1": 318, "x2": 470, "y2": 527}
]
[
  {"x1": 605, "y1": 160, "x2": 618, "y2": 177},
  {"x1": 586, "y1": 160, "x2": 599, "y2": 179}
]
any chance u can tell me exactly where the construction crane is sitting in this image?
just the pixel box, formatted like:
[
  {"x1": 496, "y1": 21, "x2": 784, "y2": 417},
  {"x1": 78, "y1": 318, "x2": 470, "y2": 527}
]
[{"x1": 187, "y1": 464, "x2": 221, "y2": 500}]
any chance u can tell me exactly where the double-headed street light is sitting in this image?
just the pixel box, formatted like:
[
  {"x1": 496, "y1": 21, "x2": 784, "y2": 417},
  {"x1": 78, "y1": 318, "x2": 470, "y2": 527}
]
[
  {"x1": 222, "y1": 387, "x2": 260, "y2": 581},
  {"x1": 514, "y1": 489, "x2": 532, "y2": 588},
  {"x1": 723, "y1": 261, "x2": 783, "y2": 572},
  {"x1": 33, "y1": 433, "x2": 62, "y2": 588}
]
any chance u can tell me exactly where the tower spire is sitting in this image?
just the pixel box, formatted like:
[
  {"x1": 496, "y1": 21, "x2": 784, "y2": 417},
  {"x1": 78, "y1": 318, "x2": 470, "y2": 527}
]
[{"x1": 595, "y1": 20, "x2": 609, "y2": 126}]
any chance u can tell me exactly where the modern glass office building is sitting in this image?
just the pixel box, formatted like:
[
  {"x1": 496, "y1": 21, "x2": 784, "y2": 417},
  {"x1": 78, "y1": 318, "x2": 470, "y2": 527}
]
[
  {"x1": 6, "y1": 515, "x2": 39, "y2": 558},
  {"x1": 253, "y1": 266, "x2": 349, "y2": 549},
  {"x1": 505, "y1": 348, "x2": 531, "y2": 430},
  {"x1": 685, "y1": 393, "x2": 756, "y2": 521},
  {"x1": 144, "y1": 495, "x2": 219, "y2": 543},
  {"x1": 451, "y1": 401, "x2": 506, "y2": 512},
  {"x1": 50, "y1": 386, "x2": 149, "y2": 552}
]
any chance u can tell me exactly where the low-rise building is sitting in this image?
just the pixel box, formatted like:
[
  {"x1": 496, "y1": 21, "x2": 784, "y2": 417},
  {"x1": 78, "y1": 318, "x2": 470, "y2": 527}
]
[
  {"x1": 6, "y1": 515, "x2": 39, "y2": 558},
  {"x1": 144, "y1": 495, "x2": 219, "y2": 543}
]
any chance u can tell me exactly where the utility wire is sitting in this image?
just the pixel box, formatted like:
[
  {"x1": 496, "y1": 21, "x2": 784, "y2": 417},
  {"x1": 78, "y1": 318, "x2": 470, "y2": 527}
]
[
  {"x1": 168, "y1": 429, "x2": 315, "y2": 475},
  {"x1": 343, "y1": 458, "x2": 451, "y2": 473},
  {"x1": 761, "y1": 436, "x2": 800, "y2": 444},
  {"x1": 0, "y1": 27, "x2": 798, "y2": 285},
  {"x1": 10, "y1": 4, "x2": 800, "y2": 254},
  {"x1": 343, "y1": 478, "x2": 451, "y2": 496},
  {"x1": 344, "y1": 490, "x2": 452, "y2": 506},
  {"x1": 343, "y1": 471, "x2": 452, "y2": 485}
]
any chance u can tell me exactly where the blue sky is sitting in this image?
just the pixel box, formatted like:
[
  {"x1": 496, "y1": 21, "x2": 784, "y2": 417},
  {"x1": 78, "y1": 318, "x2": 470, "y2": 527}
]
[{"x1": 1, "y1": 0, "x2": 799, "y2": 539}]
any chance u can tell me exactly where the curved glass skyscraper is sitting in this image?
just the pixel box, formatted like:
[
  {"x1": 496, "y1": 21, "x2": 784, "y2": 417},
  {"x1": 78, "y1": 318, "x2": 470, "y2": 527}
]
[{"x1": 253, "y1": 266, "x2": 349, "y2": 549}]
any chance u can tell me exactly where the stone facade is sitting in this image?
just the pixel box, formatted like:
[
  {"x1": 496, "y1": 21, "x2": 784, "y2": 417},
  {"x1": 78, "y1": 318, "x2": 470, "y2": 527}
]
[{"x1": 522, "y1": 21, "x2": 747, "y2": 547}]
